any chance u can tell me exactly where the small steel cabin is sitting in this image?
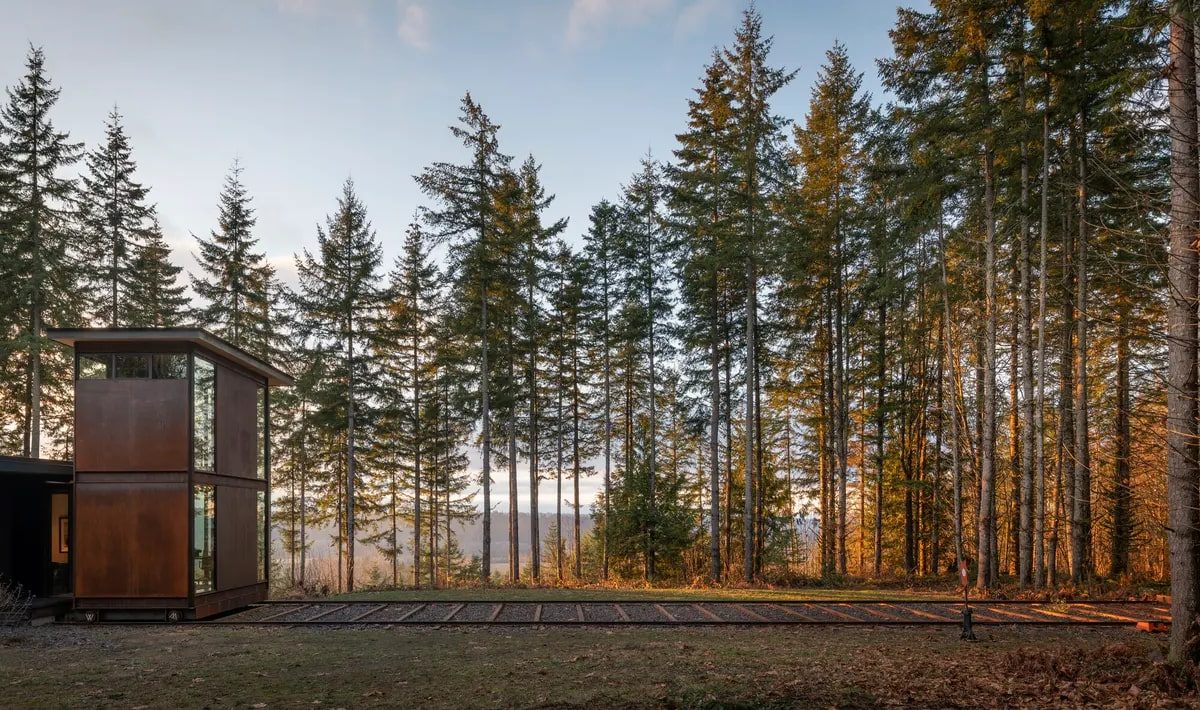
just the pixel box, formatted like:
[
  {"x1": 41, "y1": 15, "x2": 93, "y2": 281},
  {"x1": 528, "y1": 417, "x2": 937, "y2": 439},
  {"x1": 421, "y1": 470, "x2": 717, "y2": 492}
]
[{"x1": 47, "y1": 328, "x2": 293, "y2": 620}]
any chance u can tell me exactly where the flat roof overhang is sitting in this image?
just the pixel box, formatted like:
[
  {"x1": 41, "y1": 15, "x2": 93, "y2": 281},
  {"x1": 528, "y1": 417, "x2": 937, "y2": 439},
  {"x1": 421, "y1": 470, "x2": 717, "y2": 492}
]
[
  {"x1": 47, "y1": 327, "x2": 295, "y2": 387},
  {"x1": 0, "y1": 455, "x2": 73, "y2": 480}
]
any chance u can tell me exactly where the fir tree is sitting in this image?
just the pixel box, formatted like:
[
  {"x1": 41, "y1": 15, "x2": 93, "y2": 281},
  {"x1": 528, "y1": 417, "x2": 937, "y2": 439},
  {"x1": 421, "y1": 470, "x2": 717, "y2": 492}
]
[
  {"x1": 0, "y1": 46, "x2": 83, "y2": 458},
  {"x1": 294, "y1": 178, "x2": 386, "y2": 592},
  {"x1": 416, "y1": 92, "x2": 513, "y2": 582},
  {"x1": 190, "y1": 161, "x2": 272, "y2": 357},
  {"x1": 77, "y1": 107, "x2": 153, "y2": 327},
  {"x1": 125, "y1": 216, "x2": 187, "y2": 327}
]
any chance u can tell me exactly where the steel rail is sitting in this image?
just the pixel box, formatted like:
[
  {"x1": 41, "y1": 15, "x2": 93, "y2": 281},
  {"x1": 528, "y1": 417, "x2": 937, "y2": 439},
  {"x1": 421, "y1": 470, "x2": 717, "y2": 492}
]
[{"x1": 63, "y1": 600, "x2": 1170, "y2": 628}]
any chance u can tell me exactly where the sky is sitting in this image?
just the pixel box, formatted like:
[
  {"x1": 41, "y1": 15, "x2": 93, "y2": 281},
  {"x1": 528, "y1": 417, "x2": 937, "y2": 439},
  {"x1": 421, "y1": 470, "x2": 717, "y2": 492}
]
[{"x1": 3, "y1": 0, "x2": 926, "y2": 512}]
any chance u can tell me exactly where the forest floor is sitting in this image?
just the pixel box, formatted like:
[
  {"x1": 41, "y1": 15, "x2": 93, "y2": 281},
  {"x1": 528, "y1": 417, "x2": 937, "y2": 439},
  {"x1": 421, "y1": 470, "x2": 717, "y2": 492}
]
[{"x1": 5, "y1": 623, "x2": 1198, "y2": 708}]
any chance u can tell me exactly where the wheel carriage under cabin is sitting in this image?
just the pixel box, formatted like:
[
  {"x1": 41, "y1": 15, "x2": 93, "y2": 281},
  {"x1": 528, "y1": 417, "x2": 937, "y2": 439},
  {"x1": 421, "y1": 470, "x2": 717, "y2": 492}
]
[{"x1": 47, "y1": 328, "x2": 293, "y2": 621}]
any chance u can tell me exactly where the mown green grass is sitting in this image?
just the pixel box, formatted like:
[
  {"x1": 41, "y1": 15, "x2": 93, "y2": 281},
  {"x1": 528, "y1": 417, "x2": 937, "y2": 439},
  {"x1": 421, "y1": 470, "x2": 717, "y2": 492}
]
[
  {"x1": 328, "y1": 586, "x2": 958, "y2": 603},
  {"x1": 1, "y1": 624, "x2": 1171, "y2": 708}
]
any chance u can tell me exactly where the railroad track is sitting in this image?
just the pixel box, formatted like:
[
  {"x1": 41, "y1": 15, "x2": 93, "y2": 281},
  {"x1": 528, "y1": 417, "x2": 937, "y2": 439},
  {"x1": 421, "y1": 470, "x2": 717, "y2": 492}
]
[{"x1": 203, "y1": 599, "x2": 1169, "y2": 627}]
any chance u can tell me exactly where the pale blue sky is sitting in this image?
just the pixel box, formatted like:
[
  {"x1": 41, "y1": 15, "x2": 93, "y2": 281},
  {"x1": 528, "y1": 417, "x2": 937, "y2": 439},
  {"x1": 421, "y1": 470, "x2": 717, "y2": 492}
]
[
  {"x1": 3, "y1": 0, "x2": 924, "y2": 511},
  {"x1": 2, "y1": 0, "x2": 924, "y2": 285}
]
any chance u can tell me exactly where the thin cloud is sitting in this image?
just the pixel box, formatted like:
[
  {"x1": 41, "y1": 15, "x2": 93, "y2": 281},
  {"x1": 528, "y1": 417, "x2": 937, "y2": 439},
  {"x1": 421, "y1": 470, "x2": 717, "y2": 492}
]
[
  {"x1": 273, "y1": 0, "x2": 370, "y2": 27},
  {"x1": 564, "y1": 0, "x2": 674, "y2": 48},
  {"x1": 396, "y1": 1, "x2": 431, "y2": 49},
  {"x1": 675, "y1": 0, "x2": 728, "y2": 38}
]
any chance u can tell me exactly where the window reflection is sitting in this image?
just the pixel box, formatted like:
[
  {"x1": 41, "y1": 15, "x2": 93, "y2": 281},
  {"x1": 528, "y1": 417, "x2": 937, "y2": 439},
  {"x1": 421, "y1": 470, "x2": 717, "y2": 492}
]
[
  {"x1": 193, "y1": 485, "x2": 216, "y2": 594},
  {"x1": 257, "y1": 491, "x2": 266, "y2": 584},
  {"x1": 114, "y1": 354, "x2": 151, "y2": 379},
  {"x1": 153, "y1": 354, "x2": 187, "y2": 379},
  {"x1": 193, "y1": 357, "x2": 216, "y2": 471},
  {"x1": 78, "y1": 354, "x2": 111, "y2": 380},
  {"x1": 256, "y1": 386, "x2": 266, "y2": 479}
]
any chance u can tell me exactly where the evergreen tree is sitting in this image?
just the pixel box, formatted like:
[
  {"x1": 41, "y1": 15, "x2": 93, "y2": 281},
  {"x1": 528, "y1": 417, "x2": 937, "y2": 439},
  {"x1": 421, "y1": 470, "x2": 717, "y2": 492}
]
[
  {"x1": 294, "y1": 178, "x2": 386, "y2": 592},
  {"x1": 190, "y1": 161, "x2": 273, "y2": 357},
  {"x1": 581, "y1": 199, "x2": 621, "y2": 580},
  {"x1": 371, "y1": 223, "x2": 443, "y2": 586},
  {"x1": 125, "y1": 216, "x2": 187, "y2": 326},
  {"x1": 416, "y1": 92, "x2": 513, "y2": 582},
  {"x1": 77, "y1": 107, "x2": 153, "y2": 327},
  {"x1": 0, "y1": 46, "x2": 83, "y2": 458},
  {"x1": 792, "y1": 41, "x2": 871, "y2": 576},
  {"x1": 668, "y1": 48, "x2": 735, "y2": 582},
  {"x1": 723, "y1": 8, "x2": 795, "y2": 579}
]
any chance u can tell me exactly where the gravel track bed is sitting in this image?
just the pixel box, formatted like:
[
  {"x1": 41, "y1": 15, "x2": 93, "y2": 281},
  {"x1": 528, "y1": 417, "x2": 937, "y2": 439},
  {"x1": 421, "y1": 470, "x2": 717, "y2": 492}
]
[
  {"x1": 450, "y1": 603, "x2": 499, "y2": 622},
  {"x1": 266, "y1": 605, "x2": 330, "y2": 623},
  {"x1": 404, "y1": 603, "x2": 461, "y2": 623},
  {"x1": 357, "y1": 603, "x2": 423, "y2": 622},
  {"x1": 494, "y1": 604, "x2": 538, "y2": 622},
  {"x1": 579, "y1": 603, "x2": 621, "y2": 622},
  {"x1": 540, "y1": 603, "x2": 580, "y2": 622},
  {"x1": 743, "y1": 604, "x2": 802, "y2": 622},
  {"x1": 902, "y1": 603, "x2": 962, "y2": 622},
  {"x1": 621, "y1": 603, "x2": 671, "y2": 622},
  {"x1": 310, "y1": 604, "x2": 383, "y2": 622},
  {"x1": 216, "y1": 605, "x2": 286, "y2": 622},
  {"x1": 659, "y1": 603, "x2": 710, "y2": 622},
  {"x1": 702, "y1": 604, "x2": 762, "y2": 622}
]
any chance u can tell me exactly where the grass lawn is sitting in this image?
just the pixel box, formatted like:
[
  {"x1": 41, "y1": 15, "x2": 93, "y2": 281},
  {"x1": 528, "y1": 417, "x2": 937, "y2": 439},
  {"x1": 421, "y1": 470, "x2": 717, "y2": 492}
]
[
  {"x1": 3, "y1": 623, "x2": 1193, "y2": 708},
  {"x1": 326, "y1": 586, "x2": 959, "y2": 603}
]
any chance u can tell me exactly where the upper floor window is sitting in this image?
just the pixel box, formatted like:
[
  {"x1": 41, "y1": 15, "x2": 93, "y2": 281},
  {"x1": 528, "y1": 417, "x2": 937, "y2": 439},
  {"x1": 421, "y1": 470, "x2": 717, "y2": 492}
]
[
  {"x1": 78, "y1": 354, "x2": 111, "y2": 379},
  {"x1": 256, "y1": 385, "x2": 266, "y2": 480},
  {"x1": 76, "y1": 353, "x2": 188, "y2": 380},
  {"x1": 114, "y1": 354, "x2": 150, "y2": 379},
  {"x1": 193, "y1": 356, "x2": 216, "y2": 472}
]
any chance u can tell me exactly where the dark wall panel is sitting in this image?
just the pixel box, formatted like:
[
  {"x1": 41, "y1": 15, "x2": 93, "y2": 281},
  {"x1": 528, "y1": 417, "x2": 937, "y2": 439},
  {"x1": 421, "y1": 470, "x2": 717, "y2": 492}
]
[
  {"x1": 215, "y1": 485, "x2": 257, "y2": 591},
  {"x1": 216, "y1": 366, "x2": 257, "y2": 480},
  {"x1": 74, "y1": 481, "x2": 188, "y2": 598},
  {"x1": 75, "y1": 379, "x2": 189, "y2": 472}
]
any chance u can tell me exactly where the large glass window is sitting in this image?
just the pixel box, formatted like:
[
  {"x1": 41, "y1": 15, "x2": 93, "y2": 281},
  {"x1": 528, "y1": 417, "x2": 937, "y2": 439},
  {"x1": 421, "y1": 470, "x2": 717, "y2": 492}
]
[
  {"x1": 114, "y1": 354, "x2": 151, "y2": 379},
  {"x1": 257, "y1": 491, "x2": 267, "y2": 583},
  {"x1": 193, "y1": 357, "x2": 216, "y2": 471},
  {"x1": 153, "y1": 354, "x2": 188, "y2": 379},
  {"x1": 256, "y1": 386, "x2": 266, "y2": 479},
  {"x1": 77, "y1": 353, "x2": 188, "y2": 380},
  {"x1": 78, "y1": 354, "x2": 111, "y2": 380},
  {"x1": 193, "y1": 485, "x2": 216, "y2": 594}
]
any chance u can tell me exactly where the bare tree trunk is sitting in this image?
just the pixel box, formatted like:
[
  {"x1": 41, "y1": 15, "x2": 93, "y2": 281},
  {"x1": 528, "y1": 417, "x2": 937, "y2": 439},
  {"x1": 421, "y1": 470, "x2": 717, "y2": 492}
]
[
  {"x1": 414, "y1": 334, "x2": 422, "y2": 588},
  {"x1": 1071, "y1": 116, "x2": 1092, "y2": 585},
  {"x1": 1166, "y1": 3, "x2": 1199, "y2": 662},
  {"x1": 874, "y1": 283, "x2": 886, "y2": 576},
  {"x1": 346, "y1": 329, "x2": 356, "y2": 592},
  {"x1": 1110, "y1": 306, "x2": 1131, "y2": 577},
  {"x1": 480, "y1": 284, "x2": 492, "y2": 583},
  {"x1": 977, "y1": 60, "x2": 998, "y2": 589},
  {"x1": 938, "y1": 215, "x2": 964, "y2": 571},
  {"x1": 1034, "y1": 48, "x2": 1051, "y2": 587},
  {"x1": 508, "y1": 418, "x2": 518, "y2": 582},
  {"x1": 1018, "y1": 55, "x2": 1035, "y2": 588},
  {"x1": 709, "y1": 283, "x2": 722, "y2": 581},
  {"x1": 743, "y1": 255, "x2": 757, "y2": 582}
]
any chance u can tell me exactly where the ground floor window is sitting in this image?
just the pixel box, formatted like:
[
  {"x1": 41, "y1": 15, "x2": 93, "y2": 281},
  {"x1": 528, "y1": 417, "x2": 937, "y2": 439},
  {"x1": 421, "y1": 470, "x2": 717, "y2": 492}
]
[
  {"x1": 193, "y1": 485, "x2": 216, "y2": 594},
  {"x1": 257, "y1": 491, "x2": 266, "y2": 583}
]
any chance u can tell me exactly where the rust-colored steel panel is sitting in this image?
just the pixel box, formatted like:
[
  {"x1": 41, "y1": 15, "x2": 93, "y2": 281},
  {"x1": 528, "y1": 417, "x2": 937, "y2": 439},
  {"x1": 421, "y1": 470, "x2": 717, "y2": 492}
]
[
  {"x1": 216, "y1": 366, "x2": 258, "y2": 479},
  {"x1": 75, "y1": 379, "x2": 189, "y2": 472},
  {"x1": 74, "y1": 481, "x2": 188, "y2": 598},
  {"x1": 216, "y1": 485, "x2": 257, "y2": 591}
]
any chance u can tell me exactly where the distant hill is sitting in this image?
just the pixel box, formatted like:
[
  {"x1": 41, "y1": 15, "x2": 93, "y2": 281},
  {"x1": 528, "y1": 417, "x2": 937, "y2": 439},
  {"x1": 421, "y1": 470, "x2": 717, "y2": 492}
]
[{"x1": 273, "y1": 511, "x2": 595, "y2": 573}]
